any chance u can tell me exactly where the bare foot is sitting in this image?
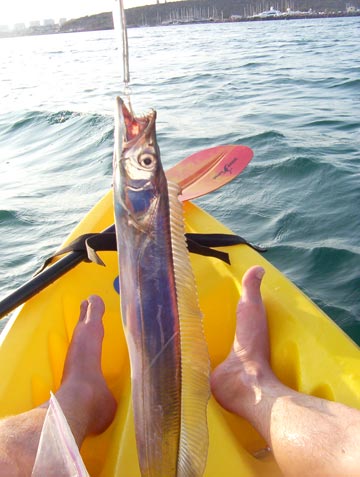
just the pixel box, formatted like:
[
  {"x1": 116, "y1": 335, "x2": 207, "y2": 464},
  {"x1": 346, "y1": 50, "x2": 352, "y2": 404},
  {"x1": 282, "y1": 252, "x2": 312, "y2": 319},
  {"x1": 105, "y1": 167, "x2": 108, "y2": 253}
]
[
  {"x1": 211, "y1": 266, "x2": 277, "y2": 419},
  {"x1": 211, "y1": 267, "x2": 360, "y2": 477},
  {"x1": 0, "y1": 296, "x2": 118, "y2": 477},
  {"x1": 54, "y1": 295, "x2": 117, "y2": 444}
]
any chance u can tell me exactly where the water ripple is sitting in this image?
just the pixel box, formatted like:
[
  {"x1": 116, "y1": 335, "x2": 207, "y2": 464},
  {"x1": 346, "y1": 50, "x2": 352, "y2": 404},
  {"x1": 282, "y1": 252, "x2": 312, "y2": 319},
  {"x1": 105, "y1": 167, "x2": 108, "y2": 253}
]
[{"x1": 0, "y1": 18, "x2": 359, "y2": 343}]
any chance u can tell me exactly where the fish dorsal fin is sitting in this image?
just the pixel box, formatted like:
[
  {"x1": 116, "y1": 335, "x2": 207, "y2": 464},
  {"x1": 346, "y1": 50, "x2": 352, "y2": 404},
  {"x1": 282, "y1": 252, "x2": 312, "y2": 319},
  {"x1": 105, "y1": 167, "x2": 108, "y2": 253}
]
[{"x1": 167, "y1": 180, "x2": 210, "y2": 477}]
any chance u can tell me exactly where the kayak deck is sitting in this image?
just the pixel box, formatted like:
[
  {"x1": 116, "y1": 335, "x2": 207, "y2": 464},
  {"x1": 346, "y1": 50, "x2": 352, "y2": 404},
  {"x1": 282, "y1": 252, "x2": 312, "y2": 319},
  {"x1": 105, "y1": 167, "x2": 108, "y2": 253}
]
[{"x1": 1, "y1": 190, "x2": 359, "y2": 476}]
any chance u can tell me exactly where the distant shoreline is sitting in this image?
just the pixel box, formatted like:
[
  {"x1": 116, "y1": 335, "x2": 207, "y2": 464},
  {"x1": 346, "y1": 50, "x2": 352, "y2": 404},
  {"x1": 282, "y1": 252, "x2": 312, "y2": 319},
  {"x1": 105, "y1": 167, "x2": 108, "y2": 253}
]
[
  {"x1": 156, "y1": 11, "x2": 360, "y2": 26},
  {"x1": 1, "y1": 10, "x2": 359, "y2": 39}
]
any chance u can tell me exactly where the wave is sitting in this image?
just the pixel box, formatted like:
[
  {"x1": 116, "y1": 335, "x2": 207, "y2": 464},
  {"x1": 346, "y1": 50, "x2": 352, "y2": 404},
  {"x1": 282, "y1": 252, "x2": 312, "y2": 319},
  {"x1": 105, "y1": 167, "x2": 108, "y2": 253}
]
[
  {"x1": 329, "y1": 78, "x2": 360, "y2": 89},
  {"x1": 0, "y1": 209, "x2": 36, "y2": 226},
  {"x1": 299, "y1": 119, "x2": 360, "y2": 132},
  {"x1": 1, "y1": 111, "x2": 41, "y2": 135},
  {"x1": 45, "y1": 111, "x2": 80, "y2": 124},
  {"x1": 0, "y1": 209, "x2": 18, "y2": 222},
  {"x1": 299, "y1": 119, "x2": 344, "y2": 128},
  {"x1": 0, "y1": 109, "x2": 113, "y2": 151},
  {"x1": 243, "y1": 130, "x2": 286, "y2": 149},
  {"x1": 264, "y1": 242, "x2": 359, "y2": 331},
  {"x1": 2, "y1": 109, "x2": 108, "y2": 129}
]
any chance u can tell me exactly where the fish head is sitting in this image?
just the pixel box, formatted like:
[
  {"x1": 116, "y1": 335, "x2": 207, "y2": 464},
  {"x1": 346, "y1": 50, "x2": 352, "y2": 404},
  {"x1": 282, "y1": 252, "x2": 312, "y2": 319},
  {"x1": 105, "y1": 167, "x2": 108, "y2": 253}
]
[
  {"x1": 113, "y1": 97, "x2": 166, "y2": 226},
  {"x1": 114, "y1": 96, "x2": 162, "y2": 184}
]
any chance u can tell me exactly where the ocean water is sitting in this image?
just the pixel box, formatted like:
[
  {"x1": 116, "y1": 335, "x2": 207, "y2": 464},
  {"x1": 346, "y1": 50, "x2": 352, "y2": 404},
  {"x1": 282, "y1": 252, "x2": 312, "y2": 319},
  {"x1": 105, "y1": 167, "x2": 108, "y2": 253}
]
[{"x1": 0, "y1": 17, "x2": 359, "y2": 342}]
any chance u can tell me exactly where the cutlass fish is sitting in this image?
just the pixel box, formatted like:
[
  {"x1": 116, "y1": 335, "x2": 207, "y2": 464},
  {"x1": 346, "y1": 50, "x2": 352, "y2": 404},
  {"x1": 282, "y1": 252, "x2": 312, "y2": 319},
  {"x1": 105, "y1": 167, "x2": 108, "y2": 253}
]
[{"x1": 113, "y1": 96, "x2": 210, "y2": 477}]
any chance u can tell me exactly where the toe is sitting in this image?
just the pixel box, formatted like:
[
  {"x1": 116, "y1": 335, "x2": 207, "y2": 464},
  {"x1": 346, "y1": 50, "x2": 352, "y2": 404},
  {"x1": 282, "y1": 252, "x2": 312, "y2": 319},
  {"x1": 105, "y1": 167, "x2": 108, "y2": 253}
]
[
  {"x1": 85, "y1": 295, "x2": 105, "y2": 323},
  {"x1": 240, "y1": 266, "x2": 265, "y2": 304}
]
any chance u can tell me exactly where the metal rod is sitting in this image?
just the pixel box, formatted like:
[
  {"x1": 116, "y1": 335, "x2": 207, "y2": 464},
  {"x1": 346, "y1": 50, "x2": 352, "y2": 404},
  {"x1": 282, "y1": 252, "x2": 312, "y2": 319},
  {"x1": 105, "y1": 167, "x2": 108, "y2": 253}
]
[
  {"x1": 113, "y1": 0, "x2": 132, "y2": 102},
  {"x1": 120, "y1": 0, "x2": 130, "y2": 86}
]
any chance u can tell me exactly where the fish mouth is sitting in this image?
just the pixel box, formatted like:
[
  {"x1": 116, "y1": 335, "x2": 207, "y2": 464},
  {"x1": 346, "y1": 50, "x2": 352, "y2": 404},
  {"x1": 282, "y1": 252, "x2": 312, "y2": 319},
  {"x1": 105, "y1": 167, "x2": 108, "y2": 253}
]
[{"x1": 116, "y1": 97, "x2": 156, "y2": 145}]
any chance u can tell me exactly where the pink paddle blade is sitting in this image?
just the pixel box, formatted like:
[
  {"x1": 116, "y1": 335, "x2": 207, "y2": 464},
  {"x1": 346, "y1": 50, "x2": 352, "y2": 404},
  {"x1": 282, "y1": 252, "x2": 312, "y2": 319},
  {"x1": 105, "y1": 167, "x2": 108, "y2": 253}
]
[{"x1": 166, "y1": 145, "x2": 253, "y2": 201}]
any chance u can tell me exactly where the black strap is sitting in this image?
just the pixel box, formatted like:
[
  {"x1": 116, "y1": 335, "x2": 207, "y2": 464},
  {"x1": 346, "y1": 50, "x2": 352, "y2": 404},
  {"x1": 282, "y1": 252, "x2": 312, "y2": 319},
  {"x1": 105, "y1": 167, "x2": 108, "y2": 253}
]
[
  {"x1": 186, "y1": 233, "x2": 266, "y2": 253},
  {"x1": 186, "y1": 236, "x2": 231, "y2": 265},
  {"x1": 36, "y1": 231, "x2": 266, "y2": 274},
  {"x1": 35, "y1": 232, "x2": 117, "y2": 274}
]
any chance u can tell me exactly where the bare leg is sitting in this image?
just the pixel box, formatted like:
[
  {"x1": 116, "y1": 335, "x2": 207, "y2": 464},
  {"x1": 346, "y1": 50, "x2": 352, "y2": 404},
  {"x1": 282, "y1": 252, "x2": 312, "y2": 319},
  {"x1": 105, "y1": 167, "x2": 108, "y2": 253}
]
[
  {"x1": 0, "y1": 295, "x2": 117, "y2": 477},
  {"x1": 211, "y1": 266, "x2": 360, "y2": 477}
]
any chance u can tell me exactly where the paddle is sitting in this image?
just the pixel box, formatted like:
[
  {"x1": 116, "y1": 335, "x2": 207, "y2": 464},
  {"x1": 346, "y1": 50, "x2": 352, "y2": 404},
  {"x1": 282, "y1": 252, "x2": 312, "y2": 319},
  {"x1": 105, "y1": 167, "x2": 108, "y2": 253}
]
[
  {"x1": 0, "y1": 144, "x2": 253, "y2": 320},
  {"x1": 167, "y1": 145, "x2": 253, "y2": 201}
]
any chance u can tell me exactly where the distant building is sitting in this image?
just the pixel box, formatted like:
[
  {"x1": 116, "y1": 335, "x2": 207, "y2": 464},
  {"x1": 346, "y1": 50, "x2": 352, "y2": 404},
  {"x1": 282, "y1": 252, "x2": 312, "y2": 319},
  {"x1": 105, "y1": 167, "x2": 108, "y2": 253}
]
[
  {"x1": 29, "y1": 21, "x2": 41, "y2": 27},
  {"x1": 0, "y1": 24, "x2": 9, "y2": 32},
  {"x1": 59, "y1": 18, "x2": 67, "y2": 26},
  {"x1": 43, "y1": 19, "x2": 55, "y2": 26},
  {"x1": 14, "y1": 23, "x2": 26, "y2": 31}
]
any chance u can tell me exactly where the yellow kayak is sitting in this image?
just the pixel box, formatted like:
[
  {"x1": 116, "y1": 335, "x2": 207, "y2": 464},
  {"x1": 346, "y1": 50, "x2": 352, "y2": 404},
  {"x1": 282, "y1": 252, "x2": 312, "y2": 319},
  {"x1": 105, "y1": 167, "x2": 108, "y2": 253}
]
[{"x1": 0, "y1": 189, "x2": 359, "y2": 476}]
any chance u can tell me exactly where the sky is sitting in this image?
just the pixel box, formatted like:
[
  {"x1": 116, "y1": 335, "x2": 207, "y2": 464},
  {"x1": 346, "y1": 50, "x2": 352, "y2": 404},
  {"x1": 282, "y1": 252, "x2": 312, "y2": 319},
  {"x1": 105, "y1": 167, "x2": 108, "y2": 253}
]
[{"x1": 1, "y1": 0, "x2": 162, "y2": 27}]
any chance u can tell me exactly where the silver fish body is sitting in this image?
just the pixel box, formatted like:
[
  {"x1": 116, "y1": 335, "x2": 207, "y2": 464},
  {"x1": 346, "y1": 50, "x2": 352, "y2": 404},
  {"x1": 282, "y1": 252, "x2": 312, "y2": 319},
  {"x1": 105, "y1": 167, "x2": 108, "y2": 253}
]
[{"x1": 113, "y1": 97, "x2": 209, "y2": 477}]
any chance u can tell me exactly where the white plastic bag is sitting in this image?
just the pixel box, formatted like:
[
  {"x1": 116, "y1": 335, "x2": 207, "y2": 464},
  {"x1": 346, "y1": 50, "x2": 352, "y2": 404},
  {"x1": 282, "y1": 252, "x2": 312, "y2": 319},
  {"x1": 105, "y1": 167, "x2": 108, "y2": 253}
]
[{"x1": 32, "y1": 392, "x2": 90, "y2": 477}]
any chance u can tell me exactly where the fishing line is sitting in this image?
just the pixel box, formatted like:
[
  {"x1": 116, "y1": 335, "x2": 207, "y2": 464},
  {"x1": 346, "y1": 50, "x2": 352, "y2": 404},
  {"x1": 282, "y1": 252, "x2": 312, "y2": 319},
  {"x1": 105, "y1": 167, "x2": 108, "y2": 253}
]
[{"x1": 113, "y1": 0, "x2": 133, "y2": 113}]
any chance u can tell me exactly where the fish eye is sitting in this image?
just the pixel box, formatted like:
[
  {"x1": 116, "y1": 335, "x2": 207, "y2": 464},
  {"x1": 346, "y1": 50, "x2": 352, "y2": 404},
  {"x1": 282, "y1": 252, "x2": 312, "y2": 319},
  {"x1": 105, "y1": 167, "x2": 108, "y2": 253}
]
[{"x1": 138, "y1": 153, "x2": 156, "y2": 169}]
